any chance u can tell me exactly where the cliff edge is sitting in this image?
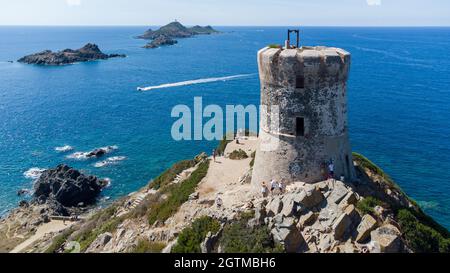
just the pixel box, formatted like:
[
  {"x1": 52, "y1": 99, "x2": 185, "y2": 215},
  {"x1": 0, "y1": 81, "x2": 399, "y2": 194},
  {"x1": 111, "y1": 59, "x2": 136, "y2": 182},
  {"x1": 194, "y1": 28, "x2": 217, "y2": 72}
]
[{"x1": 2, "y1": 138, "x2": 448, "y2": 253}]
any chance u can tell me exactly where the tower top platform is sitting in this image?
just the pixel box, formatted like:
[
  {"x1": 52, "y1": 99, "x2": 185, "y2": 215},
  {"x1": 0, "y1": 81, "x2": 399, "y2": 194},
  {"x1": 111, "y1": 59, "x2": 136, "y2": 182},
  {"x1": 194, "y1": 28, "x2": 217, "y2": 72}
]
[{"x1": 258, "y1": 46, "x2": 351, "y2": 65}]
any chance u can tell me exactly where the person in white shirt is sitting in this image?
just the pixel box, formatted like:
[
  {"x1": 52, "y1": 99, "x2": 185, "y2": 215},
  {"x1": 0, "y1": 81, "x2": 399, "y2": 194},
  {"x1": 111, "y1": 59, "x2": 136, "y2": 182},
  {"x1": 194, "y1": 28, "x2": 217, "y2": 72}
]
[
  {"x1": 278, "y1": 180, "x2": 286, "y2": 194},
  {"x1": 261, "y1": 181, "x2": 268, "y2": 197},
  {"x1": 270, "y1": 179, "x2": 278, "y2": 194}
]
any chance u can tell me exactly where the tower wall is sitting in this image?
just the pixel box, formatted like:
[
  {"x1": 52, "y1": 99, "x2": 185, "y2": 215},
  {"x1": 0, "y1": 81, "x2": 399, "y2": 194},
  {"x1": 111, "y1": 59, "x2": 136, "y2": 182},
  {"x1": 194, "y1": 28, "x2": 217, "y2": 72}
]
[{"x1": 251, "y1": 46, "x2": 356, "y2": 187}]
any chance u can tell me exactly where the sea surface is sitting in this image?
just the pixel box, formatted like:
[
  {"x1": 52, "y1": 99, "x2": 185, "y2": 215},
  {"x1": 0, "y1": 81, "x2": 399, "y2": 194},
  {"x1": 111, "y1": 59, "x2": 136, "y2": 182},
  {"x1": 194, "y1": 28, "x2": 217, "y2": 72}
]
[{"x1": 0, "y1": 26, "x2": 449, "y2": 229}]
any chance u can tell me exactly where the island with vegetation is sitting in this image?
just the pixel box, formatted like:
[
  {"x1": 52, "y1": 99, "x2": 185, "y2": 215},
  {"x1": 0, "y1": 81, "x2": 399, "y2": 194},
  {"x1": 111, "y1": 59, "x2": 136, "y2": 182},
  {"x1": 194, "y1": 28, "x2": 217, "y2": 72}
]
[
  {"x1": 18, "y1": 43, "x2": 126, "y2": 66},
  {"x1": 137, "y1": 21, "x2": 219, "y2": 49}
]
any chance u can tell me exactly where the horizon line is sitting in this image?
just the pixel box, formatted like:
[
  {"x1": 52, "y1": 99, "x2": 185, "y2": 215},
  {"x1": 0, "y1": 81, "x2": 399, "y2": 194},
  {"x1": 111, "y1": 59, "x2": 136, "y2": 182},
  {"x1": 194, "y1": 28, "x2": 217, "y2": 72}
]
[{"x1": 1, "y1": 24, "x2": 450, "y2": 28}]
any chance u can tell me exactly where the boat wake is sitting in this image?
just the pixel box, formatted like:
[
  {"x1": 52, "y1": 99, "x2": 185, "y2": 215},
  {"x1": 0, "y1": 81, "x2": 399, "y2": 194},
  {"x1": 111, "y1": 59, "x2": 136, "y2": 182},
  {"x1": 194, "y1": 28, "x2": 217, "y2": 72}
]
[{"x1": 137, "y1": 74, "x2": 255, "y2": 91}]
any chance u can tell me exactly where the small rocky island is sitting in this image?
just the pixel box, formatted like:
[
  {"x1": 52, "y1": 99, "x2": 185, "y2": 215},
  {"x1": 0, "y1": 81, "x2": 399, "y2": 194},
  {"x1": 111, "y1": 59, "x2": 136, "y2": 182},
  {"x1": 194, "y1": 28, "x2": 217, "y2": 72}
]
[
  {"x1": 18, "y1": 43, "x2": 126, "y2": 65},
  {"x1": 138, "y1": 21, "x2": 219, "y2": 49},
  {"x1": 143, "y1": 35, "x2": 178, "y2": 49}
]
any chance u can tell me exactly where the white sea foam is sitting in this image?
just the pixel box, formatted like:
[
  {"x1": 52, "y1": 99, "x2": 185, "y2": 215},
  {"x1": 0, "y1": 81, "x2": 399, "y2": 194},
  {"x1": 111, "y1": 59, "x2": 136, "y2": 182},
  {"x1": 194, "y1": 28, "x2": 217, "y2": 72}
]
[
  {"x1": 102, "y1": 178, "x2": 112, "y2": 188},
  {"x1": 23, "y1": 168, "x2": 46, "y2": 180},
  {"x1": 67, "y1": 145, "x2": 119, "y2": 160},
  {"x1": 94, "y1": 156, "x2": 127, "y2": 168},
  {"x1": 55, "y1": 145, "x2": 74, "y2": 153},
  {"x1": 137, "y1": 74, "x2": 255, "y2": 91}
]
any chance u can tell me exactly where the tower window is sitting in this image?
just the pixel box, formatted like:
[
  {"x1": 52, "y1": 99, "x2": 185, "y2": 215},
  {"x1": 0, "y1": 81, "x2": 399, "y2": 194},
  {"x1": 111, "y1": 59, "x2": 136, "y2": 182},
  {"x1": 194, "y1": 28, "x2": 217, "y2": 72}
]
[
  {"x1": 296, "y1": 75, "x2": 305, "y2": 89},
  {"x1": 296, "y1": 117, "x2": 305, "y2": 136}
]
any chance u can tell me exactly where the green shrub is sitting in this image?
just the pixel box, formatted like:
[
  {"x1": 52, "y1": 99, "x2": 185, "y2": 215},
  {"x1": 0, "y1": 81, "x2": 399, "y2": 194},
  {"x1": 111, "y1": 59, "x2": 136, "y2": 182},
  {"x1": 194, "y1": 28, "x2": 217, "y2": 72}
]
[
  {"x1": 74, "y1": 215, "x2": 124, "y2": 252},
  {"x1": 268, "y1": 44, "x2": 282, "y2": 49},
  {"x1": 397, "y1": 209, "x2": 450, "y2": 253},
  {"x1": 250, "y1": 151, "x2": 256, "y2": 167},
  {"x1": 216, "y1": 137, "x2": 232, "y2": 156},
  {"x1": 229, "y1": 149, "x2": 249, "y2": 160},
  {"x1": 148, "y1": 161, "x2": 210, "y2": 225},
  {"x1": 356, "y1": 196, "x2": 384, "y2": 215},
  {"x1": 132, "y1": 239, "x2": 166, "y2": 253},
  {"x1": 219, "y1": 213, "x2": 283, "y2": 253},
  {"x1": 352, "y1": 152, "x2": 402, "y2": 192},
  {"x1": 150, "y1": 159, "x2": 196, "y2": 190},
  {"x1": 44, "y1": 227, "x2": 74, "y2": 253},
  {"x1": 172, "y1": 216, "x2": 221, "y2": 253}
]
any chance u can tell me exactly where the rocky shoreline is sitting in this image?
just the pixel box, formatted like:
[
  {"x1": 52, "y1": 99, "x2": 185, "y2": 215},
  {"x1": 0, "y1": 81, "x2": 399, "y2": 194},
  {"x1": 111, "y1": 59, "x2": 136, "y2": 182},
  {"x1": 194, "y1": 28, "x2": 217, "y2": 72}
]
[
  {"x1": 18, "y1": 43, "x2": 126, "y2": 65},
  {"x1": 1, "y1": 139, "x2": 448, "y2": 253}
]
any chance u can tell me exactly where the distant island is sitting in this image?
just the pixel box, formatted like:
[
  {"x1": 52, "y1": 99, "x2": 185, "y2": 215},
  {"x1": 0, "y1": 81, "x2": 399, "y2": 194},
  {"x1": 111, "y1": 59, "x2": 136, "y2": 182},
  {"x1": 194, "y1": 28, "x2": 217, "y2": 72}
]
[
  {"x1": 137, "y1": 21, "x2": 219, "y2": 49},
  {"x1": 18, "y1": 43, "x2": 126, "y2": 66}
]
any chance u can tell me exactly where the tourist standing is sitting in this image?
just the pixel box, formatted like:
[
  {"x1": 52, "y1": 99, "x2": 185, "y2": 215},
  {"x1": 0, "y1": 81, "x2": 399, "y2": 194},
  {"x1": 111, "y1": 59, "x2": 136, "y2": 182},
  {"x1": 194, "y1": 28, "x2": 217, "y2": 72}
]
[
  {"x1": 328, "y1": 161, "x2": 335, "y2": 180},
  {"x1": 278, "y1": 180, "x2": 286, "y2": 194},
  {"x1": 261, "y1": 182, "x2": 268, "y2": 197},
  {"x1": 216, "y1": 197, "x2": 223, "y2": 208},
  {"x1": 270, "y1": 179, "x2": 278, "y2": 194}
]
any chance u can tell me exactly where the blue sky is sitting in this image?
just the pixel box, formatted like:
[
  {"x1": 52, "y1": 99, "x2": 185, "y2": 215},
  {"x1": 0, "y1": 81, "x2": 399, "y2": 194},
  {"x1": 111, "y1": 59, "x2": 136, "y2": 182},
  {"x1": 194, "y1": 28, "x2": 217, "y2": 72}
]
[{"x1": 1, "y1": 0, "x2": 449, "y2": 26}]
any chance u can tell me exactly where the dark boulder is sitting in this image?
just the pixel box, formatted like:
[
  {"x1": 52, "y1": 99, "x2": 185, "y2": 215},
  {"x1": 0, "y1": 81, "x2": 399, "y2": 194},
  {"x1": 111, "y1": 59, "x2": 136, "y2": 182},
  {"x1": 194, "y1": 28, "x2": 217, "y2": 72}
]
[{"x1": 33, "y1": 164, "x2": 107, "y2": 209}]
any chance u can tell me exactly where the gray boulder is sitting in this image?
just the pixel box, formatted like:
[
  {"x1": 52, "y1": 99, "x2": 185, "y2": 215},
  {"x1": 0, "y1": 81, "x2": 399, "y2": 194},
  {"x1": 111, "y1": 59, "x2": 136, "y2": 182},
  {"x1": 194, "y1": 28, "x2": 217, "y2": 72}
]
[
  {"x1": 370, "y1": 225, "x2": 403, "y2": 253},
  {"x1": 332, "y1": 213, "x2": 352, "y2": 240},
  {"x1": 266, "y1": 196, "x2": 283, "y2": 216},
  {"x1": 356, "y1": 214, "x2": 378, "y2": 243}
]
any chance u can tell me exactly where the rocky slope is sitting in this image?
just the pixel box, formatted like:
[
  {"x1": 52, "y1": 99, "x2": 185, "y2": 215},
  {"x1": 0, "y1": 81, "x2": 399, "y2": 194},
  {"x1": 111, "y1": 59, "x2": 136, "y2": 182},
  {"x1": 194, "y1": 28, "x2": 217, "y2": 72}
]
[
  {"x1": 1, "y1": 140, "x2": 449, "y2": 253},
  {"x1": 18, "y1": 43, "x2": 126, "y2": 65}
]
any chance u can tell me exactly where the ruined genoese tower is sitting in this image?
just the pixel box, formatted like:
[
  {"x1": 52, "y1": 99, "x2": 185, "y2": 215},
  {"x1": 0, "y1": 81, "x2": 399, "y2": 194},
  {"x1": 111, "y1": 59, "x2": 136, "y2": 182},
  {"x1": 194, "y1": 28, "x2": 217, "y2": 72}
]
[{"x1": 251, "y1": 31, "x2": 356, "y2": 188}]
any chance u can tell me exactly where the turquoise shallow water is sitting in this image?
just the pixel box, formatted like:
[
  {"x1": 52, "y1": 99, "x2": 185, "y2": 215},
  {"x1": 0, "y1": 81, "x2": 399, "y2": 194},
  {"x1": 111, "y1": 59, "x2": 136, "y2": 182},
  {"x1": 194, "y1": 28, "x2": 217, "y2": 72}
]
[{"x1": 0, "y1": 26, "x2": 449, "y2": 229}]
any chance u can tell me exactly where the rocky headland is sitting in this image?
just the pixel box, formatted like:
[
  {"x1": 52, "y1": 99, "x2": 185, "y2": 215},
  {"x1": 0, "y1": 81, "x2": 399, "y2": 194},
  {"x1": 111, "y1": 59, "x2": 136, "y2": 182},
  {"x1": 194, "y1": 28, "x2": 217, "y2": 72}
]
[
  {"x1": 18, "y1": 43, "x2": 126, "y2": 65},
  {"x1": 0, "y1": 165, "x2": 107, "y2": 252},
  {"x1": 138, "y1": 21, "x2": 219, "y2": 49},
  {"x1": 1, "y1": 139, "x2": 448, "y2": 253}
]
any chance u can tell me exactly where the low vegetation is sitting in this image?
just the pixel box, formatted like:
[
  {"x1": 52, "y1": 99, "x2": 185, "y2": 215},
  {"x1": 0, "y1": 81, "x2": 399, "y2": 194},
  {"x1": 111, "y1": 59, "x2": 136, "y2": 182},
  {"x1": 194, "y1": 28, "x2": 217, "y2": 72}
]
[
  {"x1": 150, "y1": 159, "x2": 196, "y2": 190},
  {"x1": 44, "y1": 227, "x2": 75, "y2": 253},
  {"x1": 268, "y1": 44, "x2": 282, "y2": 49},
  {"x1": 250, "y1": 151, "x2": 256, "y2": 167},
  {"x1": 66, "y1": 203, "x2": 124, "y2": 252},
  {"x1": 219, "y1": 212, "x2": 284, "y2": 253},
  {"x1": 148, "y1": 160, "x2": 210, "y2": 225},
  {"x1": 353, "y1": 152, "x2": 403, "y2": 192},
  {"x1": 216, "y1": 137, "x2": 232, "y2": 156},
  {"x1": 229, "y1": 149, "x2": 249, "y2": 160},
  {"x1": 356, "y1": 196, "x2": 384, "y2": 216},
  {"x1": 131, "y1": 239, "x2": 166, "y2": 253},
  {"x1": 397, "y1": 209, "x2": 450, "y2": 253},
  {"x1": 172, "y1": 216, "x2": 221, "y2": 253}
]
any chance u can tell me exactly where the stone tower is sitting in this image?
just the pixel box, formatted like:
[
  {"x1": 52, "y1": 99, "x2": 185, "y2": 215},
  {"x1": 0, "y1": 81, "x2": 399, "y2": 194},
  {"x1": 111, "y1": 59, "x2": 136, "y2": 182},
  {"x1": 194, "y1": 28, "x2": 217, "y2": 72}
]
[{"x1": 251, "y1": 44, "x2": 356, "y2": 187}]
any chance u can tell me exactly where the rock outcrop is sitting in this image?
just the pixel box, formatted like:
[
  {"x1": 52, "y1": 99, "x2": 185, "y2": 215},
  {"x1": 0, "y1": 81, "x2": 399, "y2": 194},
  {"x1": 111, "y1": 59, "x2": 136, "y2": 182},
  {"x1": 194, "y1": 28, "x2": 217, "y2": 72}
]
[
  {"x1": 33, "y1": 164, "x2": 108, "y2": 211},
  {"x1": 143, "y1": 35, "x2": 178, "y2": 49},
  {"x1": 18, "y1": 43, "x2": 126, "y2": 65}
]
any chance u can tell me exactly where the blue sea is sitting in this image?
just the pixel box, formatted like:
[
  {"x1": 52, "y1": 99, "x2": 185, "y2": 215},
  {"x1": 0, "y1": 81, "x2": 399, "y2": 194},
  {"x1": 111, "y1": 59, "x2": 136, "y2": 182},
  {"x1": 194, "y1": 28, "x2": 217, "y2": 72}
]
[{"x1": 0, "y1": 26, "x2": 449, "y2": 229}]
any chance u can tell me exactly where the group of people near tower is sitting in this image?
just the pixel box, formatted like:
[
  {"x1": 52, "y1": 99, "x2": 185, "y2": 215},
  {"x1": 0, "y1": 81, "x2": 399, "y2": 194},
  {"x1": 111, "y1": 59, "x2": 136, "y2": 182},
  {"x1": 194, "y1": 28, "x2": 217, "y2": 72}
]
[
  {"x1": 260, "y1": 179, "x2": 286, "y2": 197},
  {"x1": 260, "y1": 160, "x2": 336, "y2": 198}
]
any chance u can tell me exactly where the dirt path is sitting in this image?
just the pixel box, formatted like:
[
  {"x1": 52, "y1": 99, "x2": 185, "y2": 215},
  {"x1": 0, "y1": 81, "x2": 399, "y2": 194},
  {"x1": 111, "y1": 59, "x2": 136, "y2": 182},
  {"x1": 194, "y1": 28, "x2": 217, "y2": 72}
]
[
  {"x1": 198, "y1": 138, "x2": 258, "y2": 207},
  {"x1": 167, "y1": 138, "x2": 259, "y2": 228},
  {"x1": 10, "y1": 220, "x2": 73, "y2": 253}
]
